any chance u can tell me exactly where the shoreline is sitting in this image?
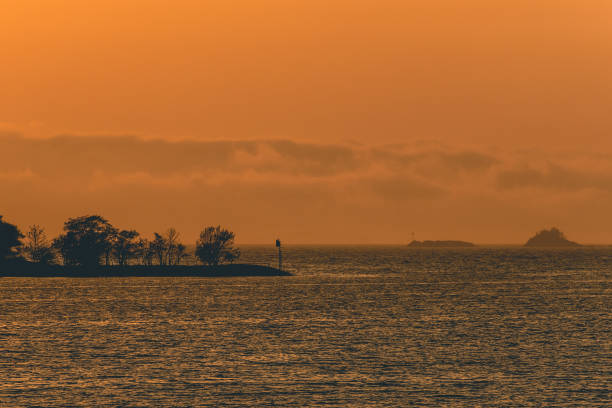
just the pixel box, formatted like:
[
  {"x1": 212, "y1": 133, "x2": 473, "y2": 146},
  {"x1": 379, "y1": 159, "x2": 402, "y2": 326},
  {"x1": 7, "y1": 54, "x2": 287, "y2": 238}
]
[{"x1": 0, "y1": 262, "x2": 291, "y2": 278}]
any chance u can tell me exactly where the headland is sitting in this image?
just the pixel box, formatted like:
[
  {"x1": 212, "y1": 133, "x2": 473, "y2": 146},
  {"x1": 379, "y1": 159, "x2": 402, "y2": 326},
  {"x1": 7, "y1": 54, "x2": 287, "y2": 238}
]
[{"x1": 0, "y1": 260, "x2": 290, "y2": 278}]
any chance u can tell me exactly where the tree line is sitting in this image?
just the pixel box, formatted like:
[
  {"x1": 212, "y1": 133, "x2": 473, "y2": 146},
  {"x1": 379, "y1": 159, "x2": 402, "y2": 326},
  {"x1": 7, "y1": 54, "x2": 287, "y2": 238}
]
[{"x1": 0, "y1": 215, "x2": 240, "y2": 267}]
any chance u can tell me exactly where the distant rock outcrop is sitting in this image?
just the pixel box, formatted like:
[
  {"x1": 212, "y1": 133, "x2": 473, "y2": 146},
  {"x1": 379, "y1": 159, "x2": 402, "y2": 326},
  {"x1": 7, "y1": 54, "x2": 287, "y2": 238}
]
[
  {"x1": 524, "y1": 227, "x2": 580, "y2": 247},
  {"x1": 408, "y1": 240, "x2": 475, "y2": 248}
]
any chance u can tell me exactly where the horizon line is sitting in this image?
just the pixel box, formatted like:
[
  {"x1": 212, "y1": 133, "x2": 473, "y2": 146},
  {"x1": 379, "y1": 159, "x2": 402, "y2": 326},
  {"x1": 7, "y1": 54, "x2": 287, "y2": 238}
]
[{"x1": 235, "y1": 242, "x2": 612, "y2": 246}]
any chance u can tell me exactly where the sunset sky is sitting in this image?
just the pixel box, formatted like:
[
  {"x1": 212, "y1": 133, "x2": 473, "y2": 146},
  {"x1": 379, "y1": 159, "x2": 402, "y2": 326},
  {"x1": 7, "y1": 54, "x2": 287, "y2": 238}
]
[{"x1": 2, "y1": 1, "x2": 612, "y2": 244}]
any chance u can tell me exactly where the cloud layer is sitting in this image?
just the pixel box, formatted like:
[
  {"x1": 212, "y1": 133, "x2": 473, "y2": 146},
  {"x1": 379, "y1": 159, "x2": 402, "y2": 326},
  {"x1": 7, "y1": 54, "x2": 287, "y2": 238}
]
[{"x1": 2, "y1": 133, "x2": 612, "y2": 243}]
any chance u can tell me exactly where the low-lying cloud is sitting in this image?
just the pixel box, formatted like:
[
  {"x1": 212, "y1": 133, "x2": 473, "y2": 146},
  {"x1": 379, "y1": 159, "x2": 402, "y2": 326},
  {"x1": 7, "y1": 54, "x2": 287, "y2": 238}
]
[
  {"x1": 2, "y1": 132, "x2": 612, "y2": 243},
  {"x1": 0, "y1": 133, "x2": 499, "y2": 188},
  {"x1": 497, "y1": 163, "x2": 612, "y2": 192}
]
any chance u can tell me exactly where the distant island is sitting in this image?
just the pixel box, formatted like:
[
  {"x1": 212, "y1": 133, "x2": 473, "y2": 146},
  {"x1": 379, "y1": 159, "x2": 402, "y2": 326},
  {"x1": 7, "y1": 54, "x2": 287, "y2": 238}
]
[
  {"x1": 524, "y1": 227, "x2": 581, "y2": 247},
  {"x1": 408, "y1": 240, "x2": 475, "y2": 248}
]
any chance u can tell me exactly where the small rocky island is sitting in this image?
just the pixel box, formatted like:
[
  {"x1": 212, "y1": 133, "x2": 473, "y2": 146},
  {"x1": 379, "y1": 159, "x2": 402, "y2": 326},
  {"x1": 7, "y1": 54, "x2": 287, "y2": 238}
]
[
  {"x1": 408, "y1": 240, "x2": 475, "y2": 248},
  {"x1": 524, "y1": 227, "x2": 580, "y2": 247}
]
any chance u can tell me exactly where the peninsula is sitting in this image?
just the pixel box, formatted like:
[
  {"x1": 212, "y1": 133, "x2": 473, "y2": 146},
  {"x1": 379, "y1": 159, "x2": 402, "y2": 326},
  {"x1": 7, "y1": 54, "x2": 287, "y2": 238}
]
[
  {"x1": 0, "y1": 214, "x2": 290, "y2": 277},
  {"x1": 0, "y1": 260, "x2": 290, "y2": 278}
]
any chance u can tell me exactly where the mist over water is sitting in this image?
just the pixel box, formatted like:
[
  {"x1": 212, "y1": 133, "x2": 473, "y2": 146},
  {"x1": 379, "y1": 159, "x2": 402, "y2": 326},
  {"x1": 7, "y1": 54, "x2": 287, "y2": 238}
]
[{"x1": 1, "y1": 247, "x2": 611, "y2": 406}]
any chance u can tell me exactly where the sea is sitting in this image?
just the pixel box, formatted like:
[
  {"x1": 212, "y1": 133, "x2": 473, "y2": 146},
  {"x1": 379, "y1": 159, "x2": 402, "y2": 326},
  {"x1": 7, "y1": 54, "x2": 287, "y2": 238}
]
[{"x1": 1, "y1": 246, "x2": 610, "y2": 407}]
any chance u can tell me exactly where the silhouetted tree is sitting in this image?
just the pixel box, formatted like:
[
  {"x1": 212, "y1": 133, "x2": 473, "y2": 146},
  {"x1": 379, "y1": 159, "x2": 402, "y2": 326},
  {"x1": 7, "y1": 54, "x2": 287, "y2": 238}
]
[
  {"x1": 150, "y1": 233, "x2": 168, "y2": 265},
  {"x1": 195, "y1": 225, "x2": 240, "y2": 266},
  {"x1": 165, "y1": 228, "x2": 178, "y2": 265},
  {"x1": 53, "y1": 215, "x2": 116, "y2": 267},
  {"x1": 112, "y1": 229, "x2": 141, "y2": 266},
  {"x1": 103, "y1": 225, "x2": 119, "y2": 266},
  {"x1": 22, "y1": 225, "x2": 56, "y2": 264},
  {"x1": 164, "y1": 228, "x2": 187, "y2": 265},
  {"x1": 0, "y1": 215, "x2": 22, "y2": 263},
  {"x1": 136, "y1": 238, "x2": 154, "y2": 266},
  {"x1": 173, "y1": 243, "x2": 188, "y2": 265},
  {"x1": 147, "y1": 229, "x2": 186, "y2": 266}
]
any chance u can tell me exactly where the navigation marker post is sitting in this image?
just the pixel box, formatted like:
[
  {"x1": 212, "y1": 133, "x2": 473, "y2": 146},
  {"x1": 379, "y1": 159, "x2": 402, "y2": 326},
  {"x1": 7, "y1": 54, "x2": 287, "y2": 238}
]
[{"x1": 276, "y1": 239, "x2": 282, "y2": 271}]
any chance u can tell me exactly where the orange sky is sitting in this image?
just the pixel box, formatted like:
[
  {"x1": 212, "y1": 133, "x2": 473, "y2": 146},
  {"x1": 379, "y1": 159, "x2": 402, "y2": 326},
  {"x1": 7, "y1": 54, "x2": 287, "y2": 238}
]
[{"x1": 1, "y1": 1, "x2": 612, "y2": 244}]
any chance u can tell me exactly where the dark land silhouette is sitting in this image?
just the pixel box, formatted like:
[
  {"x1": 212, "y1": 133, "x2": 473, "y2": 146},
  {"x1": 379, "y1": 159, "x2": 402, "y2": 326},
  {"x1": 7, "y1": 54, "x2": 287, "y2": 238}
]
[
  {"x1": 0, "y1": 258, "x2": 289, "y2": 277},
  {"x1": 0, "y1": 214, "x2": 289, "y2": 277},
  {"x1": 524, "y1": 227, "x2": 581, "y2": 247},
  {"x1": 0, "y1": 215, "x2": 22, "y2": 261},
  {"x1": 408, "y1": 240, "x2": 476, "y2": 248}
]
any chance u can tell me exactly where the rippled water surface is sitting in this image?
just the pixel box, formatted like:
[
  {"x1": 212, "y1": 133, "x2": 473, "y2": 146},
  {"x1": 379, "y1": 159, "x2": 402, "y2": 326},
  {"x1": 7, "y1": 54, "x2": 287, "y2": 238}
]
[{"x1": 1, "y1": 246, "x2": 611, "y2": 407}]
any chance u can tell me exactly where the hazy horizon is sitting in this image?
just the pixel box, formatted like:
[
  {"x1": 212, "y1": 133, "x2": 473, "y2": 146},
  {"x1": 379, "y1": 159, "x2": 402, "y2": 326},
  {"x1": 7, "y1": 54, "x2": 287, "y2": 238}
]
[{"x1": 0, "y1": 211, "x2": 606, "y2": 246}]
